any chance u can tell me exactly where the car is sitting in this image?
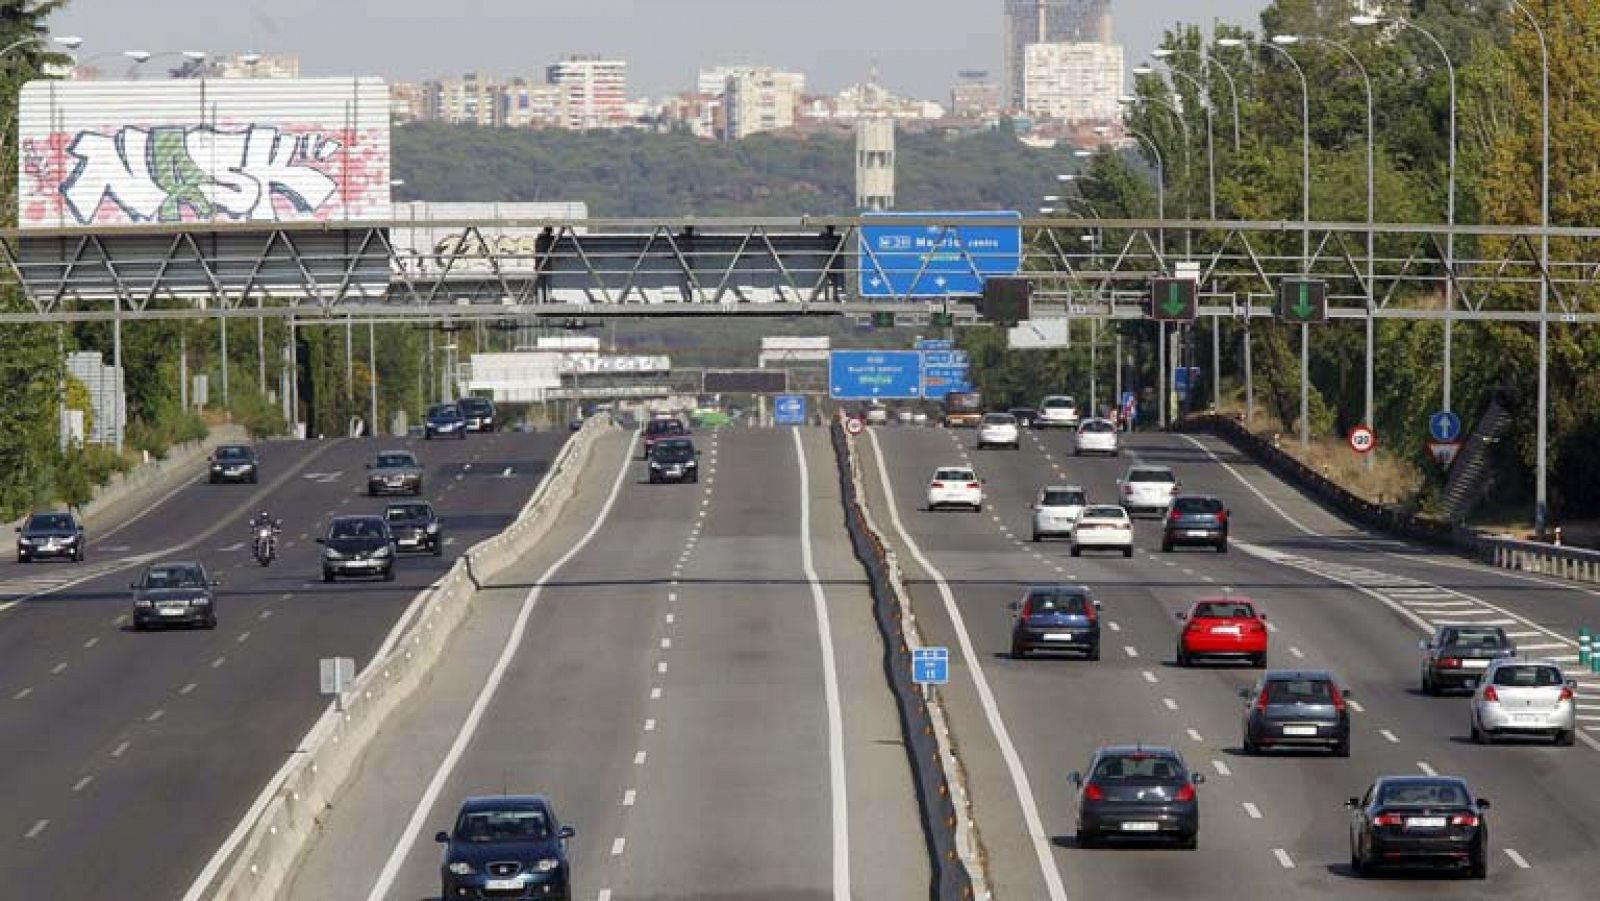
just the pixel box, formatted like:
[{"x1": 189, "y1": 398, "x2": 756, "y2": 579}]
[
  {"x1": 208, "y1": 444, "x2": 259, "y2": 483},
  {"x1": 318, "y1": 515, "x2": 396, "y2": 582},
  {"x1": 1177, "y1": 597, "x2": 1268, "y2": 668},
  {"x1": 367, "y1": 450, "x2": 424, "y2": 496},
  {"x1": 16, "y1": 510, "x2": 84, "y2": 563},
  {"x1": 1073, "y1": 418, "x2": 1119, "y2": 456},
  {"x1": 1031, "y1": 485, "x2": 1088, "y2": 542},
  {"x1": 1036, "y1": 394, "x2": 1080, "y2": 429},
  {"x1": 425, "y1": 403, "x2": 468, "y2": 440},
  {"x1": 926, "y1": 466, "x2": 983, "y2": 512},
  {"x1": 457, "y1": 395, "x2": 497, "y2": 432},
  {"x1": 130, "y1": 561, "x2": 219, "y2": 630},
  {"x1": 865, "y1": 401, "x2": 890, "y2": 425},
  {"x1": 1009, "y1": 584, "x2": 1101, "y2": 660},
  {"x1": 1420, "y1": 624, "x2": 1516, "y2": 695},
  {"x1": 976, "y1": 412, "x2": 1021, "y2": 449},
  {"x1": 1069, "y1": 505, "x2": 1133, "y2": 557},
  {"x1": 1347, "y1": 776, "x2": 1489, "y2": 879},
  {"x1": 1071, "y1": 745, "x2": 1204, "y2": 849},
  {"x1": 436, "y1": 795, "x2": 576, "y2": 901},
  {"x1": 1117, "y1": 465, "x2": 1180, "y2": 518},
  {"x1": 384, "y1": 501, "x2": 443, "y2": 556},
  {"x1": 1240, "y1": 670, "x2": 1351, "y2": 756},
  {"x1": 1469, "y1": 658, "x2": 1577, "y2": 746},
  {"x1": 1008, "y1": 406, "x2": 1039, "y2": 429},
  {"x1": 895, "y1": 406, "x2": 917, "y2": 425},
  {"x1": 1161, "y1": 495, "x2": 1229, "y2": 553},
  {"x1": 642, "y1": 417, "x2": 688, "y2": 459},
  {"x1": 648, "y1": 437, "x2": 699, "y2": 484}
]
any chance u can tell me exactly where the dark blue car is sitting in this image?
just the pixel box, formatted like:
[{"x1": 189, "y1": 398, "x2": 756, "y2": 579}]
[
  {"x1": 1161, "y1": 495, "x2": 1229, "y2": 553},
  {"x1": 426, "y1": 403, "x2": 468, "y2": 440},
  {"x1": 437, "y1": 795, "x2": 575, "y2": 901},
  {"x1": 1009, "y1": 584, "x2": 1101, "y2": 660}
]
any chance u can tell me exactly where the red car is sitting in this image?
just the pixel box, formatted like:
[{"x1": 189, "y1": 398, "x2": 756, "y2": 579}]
[{"x1": 1175, "y1": 597, "x2": 1268, "y2": 668}]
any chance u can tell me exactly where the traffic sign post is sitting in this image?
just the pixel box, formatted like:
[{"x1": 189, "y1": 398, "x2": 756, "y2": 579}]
[
  {"x1": 1347, "y1": 424, "x2": 1377, "y2": 455},
  {"x1": 1276, "y1": 278, "x2": 1329, "y2": 324},
  {"x1": 1150, "y1": 278, "x2": 1197, "y2": 323},
  {"x1": 912, "y1": 646, "x2": 949, "y2": 701}
]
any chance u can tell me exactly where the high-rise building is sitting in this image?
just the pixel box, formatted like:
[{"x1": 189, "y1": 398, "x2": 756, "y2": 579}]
[
  {"x1": 212, "y1": 53, "x2": 300, "y2": 79},
  {"x1": 546, "y1": 56, "x2": 629, "y2": 130},
  {"x1": 951, "y1": 70, "x2": 1002, "y2": 119},
  {"x1": 855, "y1": 119, "x2": 895, "y2": 211},
  {"x1": 1003, "y1": 0, "x2": 1112, "y2": 108},
  {"x1": 428, "y1": 72, "x2": 504, "y2": 126},
  {"x1": 722, "y1": 68, "x2": 806, "y2": 140},
  {"x1": 1023, "y1": 42, "x2": 1123, "y2": 123}
]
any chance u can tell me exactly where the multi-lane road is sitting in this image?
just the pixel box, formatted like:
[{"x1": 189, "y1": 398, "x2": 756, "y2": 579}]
[
  {"x1": 0, "y1": 430, "x2": 566, "y2": 899},
  {"x1": 859, "y1": 423, "x2": 1600, "y2": 899}
]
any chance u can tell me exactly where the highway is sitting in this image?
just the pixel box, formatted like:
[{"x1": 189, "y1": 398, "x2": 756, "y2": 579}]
[
  {"x1": 287, "y1": 426, "x2": 927, "y2": 901},
  {"x1": 859, "y1": 423, "x2": 1600, "y2": 900},
  {"x1": 0, "y1": 430, "x2": 566, "y2": 900}
]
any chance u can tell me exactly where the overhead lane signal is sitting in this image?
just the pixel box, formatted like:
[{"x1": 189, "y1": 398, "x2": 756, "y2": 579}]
[
  {"x1": 1149, "y1": 278, "x2": 1197, "y2": 323},
  {"x1": 1276, "y1": 278, "x2": 1328, "y2": 324}
]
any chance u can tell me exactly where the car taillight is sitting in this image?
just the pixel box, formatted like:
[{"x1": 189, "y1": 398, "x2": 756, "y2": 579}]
[
  {"x1": 1482, "y1": 685, "x2": 1500, "y2": 704},
  {"x1": 1083, "y1": 604, "x2": 1096, "y2": 623},
  {"x1": 967, "y1": 482, "x2": 981, "y2": 489},
  {"x1": 1122, "y1": 485, "x2": 1134, "y2": 496},
  {"x1": 1373, "y1": 813, "x2": 1404, "y2": 827},
  {"x1": 1167, "y1": 510, "x2": 1180, "y2": 523},
  {"x1": 1255, "y1": 689, "x2": 1270, "y2": 712},
  {"x1": 1020, "y1": 599, "x2": 1033, "y2": 620},
  {"x1": 1438, "y1": 657, "x2": 1461, "y2": 669},
  {"x1": 931, "y1": 481, "x2": 943, "y2": 489},
  {"x1": 1174, "y1": 784, "x2": 1196, "y2": 802},
  {"x1": 1560, "y1": 686, "x2": 1575, "y2": 703},
  {"x1": 1247, "y1": 620, "x2": 1267, "y2": 633},
  {"x1": 1330, "y1": 686, "x2": 1346, "y2": 713},
  {"x1": 1082, "y1": 783, "x2": 1103, "y2": 801},
  {"x1": 1450, "y1": 814, "x2": 1479, "y2": 827},
  {"x1": 1216, "y1": 510, "x2": 1228, "y2": 525}
]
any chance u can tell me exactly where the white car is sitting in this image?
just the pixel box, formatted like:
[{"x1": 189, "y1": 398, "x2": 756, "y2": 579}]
[
  {"x1": 1032, "y1": 485, "x2": 1088, "y2": 541},
  {"x1": 927, "y1": 466, "x2": 984, "y2": 512},
  {"x1": 1470, "y1": 658, "x2": 1577, "y2": 746},
  {"x1": 976, "y1": 412, "x2": 1021, "y2": 450},
  {"x1": 865, "y1": 403, "x2": 890, "y2": 425},
  {"x1": 1117, "y1": 465, "x2": 1179, "y2": 518},
  {"x1": 1036, "y1": 395, "x2": 1080, "y2": 429},
  {"x1": 1069, "y1": 505, "x2": 1134, "y2": 557},
  {"x1": 1073, "y1": 419, "x2": 1120, "y2": 456}
]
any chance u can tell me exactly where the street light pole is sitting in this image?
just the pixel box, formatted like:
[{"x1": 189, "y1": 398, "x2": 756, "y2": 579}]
[
  {"x1": 1123, "y1": 90, "x2": 1192, "y2": 257},
  {"x1": 1508, "y1": 1, "x2": 1550, "y2": 534},
  {"x1": 1265, "y1": 37, "x2": 1312, "y2": 449},
  {"x1": 1155, "y1": 46, "x2": 1241, "y2": 153}
]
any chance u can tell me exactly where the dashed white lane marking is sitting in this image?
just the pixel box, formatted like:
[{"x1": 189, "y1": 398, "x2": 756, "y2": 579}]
[
  {"x1": 664, "y1": 613, "x2": 675, "y2": 625},
  {"x1": 13, "y1": 687, "x2": 32, "y2": 700},
  {"x1": 1162, "y1": 698, "x2": 1179, "y2": 711},
  {"x1": 72, "y1": 776, "x2": 93, "y2": 792},
  {"x1": 146, "y1": 709, "x2": 164, "y2": 722},
  {"x1": 24, "y1": 819, "x2": 48, "y2": 839},
  {"x1": 1379, "y1": 729, "x2": 1399, "y2": 744},
  {"x1": 1346, "y1": 699, "x2": 1365, "y2": 714},
  {"x1": 236, "y1": 631, "x2": 251, "y2": 644},
  {"x1": 1273, "y1": 848, "x2": 1295, "y2": 869},
  {"x1": 644, "y1": 719, "x2": 656, "y2": 732},
  {"x1": 649, "y1": 687, "x2": 662, "y2": 700},
  {"x1": 622, "y1": 789, "x2": 637, "y2": 807},
  {"x1": 1107, "y1": 622, "x2": 1121, "y2": 632},
  {"x1": 599, "y1": 889, "x2": 613, "y2": 901},
  {"x1": 634, "y1": 751, "x2": 647, "y2": 765},
  {"x1": 1141, "y1": 671, "x2": 1158, "y2": 684},
  {"x1": 50, "y1": 661, "x2": 67, "y2": 675},
  {"x1": 660, "y1": 638, "x2": 672, "y2": 649},
  {"x1": 1289, "y1": 646, "x2": 1305, "y2": 659},
  {"x1": 1242, "y1": 802, "x2": 1262, "y2": 819},
  {"x1": 111, "y1": 741, "x2": 130, "y2": 757},
  {"x1": 610, "y1": 837, "x2": 626, "y2": 856},
  {"x1": 259, "y1": 609, "x2": 273, "y2": 621},
  {"x1": 1123, "y1": 646, "x2": 1139, "y2": 658},
  {"x1": 668, "y1": 592, "x2": 677, "y2": 602},
  {"x1": 211, "y1": 656, "x2": 226, "y2": 668},
  {"x1": 1186, "y1": 728, "x2": 1204, "y2": 743},
  {"x1": 656, "y1": 662, "x2": 667, "y2": 675},
  {"x1": 83, "y1": 636, "x2": 99, "y2": 649},
  {"x1": 180, "y1": 683, "x2": 197, "y2": 696},
  {"x1": 1504, "y1": 848, "x2": 1531, "y2": 869},
  {"x1": 1212, "y1": 760, "x2": 1231, "y2": 776},
  {"x1": 1417, "y1": 761, "x2": 1436, "y2": 776}
]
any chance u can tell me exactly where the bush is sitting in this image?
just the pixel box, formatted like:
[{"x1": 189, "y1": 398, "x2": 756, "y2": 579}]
[
  {"x1": 229, "y1": 390, "x2": 287, "y2": 440},
  {"x1": 127, "y1": 408, "x2": 208, "y2": 459}
]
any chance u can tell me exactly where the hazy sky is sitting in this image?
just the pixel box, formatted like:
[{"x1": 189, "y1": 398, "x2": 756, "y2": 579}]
[{"x1": 47, "y1": 1, "x2": 1268, "y2": 99}]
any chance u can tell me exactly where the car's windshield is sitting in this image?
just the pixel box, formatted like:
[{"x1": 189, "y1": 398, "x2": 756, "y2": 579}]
[
  {"x1": 1377, "y1": 781, "x2": 1470, "y2": 808},
  {"x1": 1266, "y1": 679, "x2": 1334, "y2": 704},
  {"x1": 385, "y1": 504, "x2": 431, "y2": 522},
  {"x1": 1173, "y1": 497, "x2": 1223, "y2": 514},
  {"x1": 142, "y1": 565, "x2": 205, "y2": 589},
  {"x1": 1443, "y1": 627, "x2": 1507, "y2": 648},
  {"x1": 1080, "y1": 420, "x2": 1114, "y2": 433},
  {"x1": 331, "y1": 519, "x2": 384, "y2": 540},
  {"x1": 935, "y1": 469, "x2": 975, "y2": 482},
  {"x1": 376, "y1": 454, "x2": 415, "y2": 468},
  {"x1": 216, "y1": 446, "x2": 251, "y2": 460},
  {"x1": 1041, "y1": 490, "x2": 1086, "y2": 507},
  {"x1": 1026, "y1": 589, "x2": 1088, "y2": 615},
  {"x1": 654, "y1": 440, "x2": 694, "y2": 459},
  {"x1": 27, "y1": 513, "x2": 73, "y2": 531},
  {"x1": 1093, "y1": 755, "x2": 1182, "y2": 781},
  {"x1": 1194, "y1": 602, "x2": 1254, "y2": 619},
  {"x1": 1491, "y1": 665, "x2": 1563, "y2": 688},
  {"x1": 428, "y1": 405, "x2": 460, "y2": 418},
  {"x1": 1082, "y1": 506, "x2": 1125, "y2": 519},
  {"x1": 1128, "y1": 469, "x2": 1176, "y2": 483},
  {"x1": 454, "y1": 808, "x2": 551, "y2": 842}
]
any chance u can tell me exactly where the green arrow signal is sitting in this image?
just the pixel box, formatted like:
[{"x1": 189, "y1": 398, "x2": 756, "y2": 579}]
[
  {"x1": 1160, "y1": 282, "x2": 1187, "y2": 317},
  {"x1": 1291, "y1": 282, "x2": 1315, "y2": 320}
]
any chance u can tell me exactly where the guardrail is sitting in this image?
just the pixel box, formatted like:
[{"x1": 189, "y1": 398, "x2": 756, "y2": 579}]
[
  {"x1": 1473, "y1": 535, "x2": 1600, "y2": 585},
  {"x1": 202, "y1": 415, "x2": 613, "y2": 901},
  {"x1": 830, "y1": 418, "x2": 979, "y2": 900}
]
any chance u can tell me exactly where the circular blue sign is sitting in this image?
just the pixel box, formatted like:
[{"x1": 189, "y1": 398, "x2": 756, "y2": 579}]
[{"x1": 1428, "y1": 410, "x2": 1462, "y2": 443}]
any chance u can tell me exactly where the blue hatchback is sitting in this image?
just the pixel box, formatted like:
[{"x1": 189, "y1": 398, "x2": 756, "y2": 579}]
[{"x1": 1010, "y1": 584, "x2": 1102, "y2": 660}]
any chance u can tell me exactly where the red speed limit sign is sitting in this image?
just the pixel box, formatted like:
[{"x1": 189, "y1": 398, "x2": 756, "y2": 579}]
[
  {"x1": 845, "y1": 417, "x2": 865, "y2": 435},
  {"x1": 1347, "y1": 424, "x2": 1377, "y2": 454}
]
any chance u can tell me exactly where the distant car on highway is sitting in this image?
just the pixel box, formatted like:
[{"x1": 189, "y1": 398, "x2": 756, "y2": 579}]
[
  {"x1": 1069, "y1": 505, "x2": 1133, "y2": 558},
  {"x1": 1347, "y1": 776, "x2": 1489, "y2": 879},
  {"x1": 976, "y1": 412, "x2": 1021, "y2": 450},
  {"x1": 1036, "y1": 394, "x2": 1080, "y2": 429},
  {"x1": 942, "y1": 390, "x2": 983, "y2": 428},
  {"x1": 642, "y1": 417, "x2": 688, "y2": 459},
  {"x1": 1419, "y1": 624, "x2": 1516, "y2": 695},
  {"x1": 1240, "y1": 670, "x2": 1351, "y2": 756},
  {"x1": 865, "y1": 401, "x2": 890, "y2": 425},
  {"x1": 1176, "y1": 597, "x2": 1268, "y2": 668},
  {"x1": 1469, "y1": 658, "x2": 1576, "y2": 746},
  {"x1": 367, "y1": 450, "x2": 424, "y2": 496},
  {"x1": 1031, "y1": 485, "x2": 1087, "y2": 542},
  {"x1": 1071, "y1": 745, "x2": 1204, "y2": 849},
  {"x1": 208, "y1": 444, "x2": 259, "y2": 484},
  {"x1": 130, "y1": 561, "x2": 218, "y2": 630},
  {"x1": 1117, "y1": 465, "x2": 1179, "y2": 518},
  {"x1": 425, "y1": 403, "x2": 467, "y2": 440},
  {"x1": 926, "y1": 466, "x2": 983, "y2": 512},
  {"x1": 1162, "y1": 495, "x2": 1229, "y2": 553},
  {"x1": 318, "y1": 515, "x2": 396, "y2": 582},
  {"x1": 1073, "y1": 418, "x2": 1119, "y2": 456},
  {"x1": 648, "y1": 437, "x2": 700, "y2": 484},
  {"x1": 384, "y1": 501, "x2": 443, "y2": 556},
  {"x1": 1009, "y1": 583, "x2": 1101, "y2": 660},
  {"x1": 436, "y1": 795, "x2": 575, "y2": 901},
  {"x1": 457, "y1": 395, "x2": 497, "y2": 432},
  {"x1": 16, "y1": 510, "x2": 84, "y2": 563},
  {"x1": 1008, "y1": 405, "x2": 1039, "y2": 429}
]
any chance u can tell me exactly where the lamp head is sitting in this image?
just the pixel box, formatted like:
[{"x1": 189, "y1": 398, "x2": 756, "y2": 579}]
[{"x1": 56, "y1": 35, "x2": 84, "y2": 51}]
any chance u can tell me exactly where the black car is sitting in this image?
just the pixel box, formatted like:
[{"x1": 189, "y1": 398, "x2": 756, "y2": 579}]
[
  {"x1": 1009, "y1": 584, "x2": 1101, "y2": 660},
  {"x1": 458, "y1": 396, "x2": 497, "y2": 432},
  {"x1": 367, "y1": 450, "x2": 424, "y2": 496},
  {"x1": 318, "y1": 515, "x2": 396, "y2": 582},
  {"x1": 385, "y1": 501, "x2": 443, "y2": 556},
  {"x1": 1241, "y1": 670, "x2": 1352, "y2": 756},
  {"x1": 1348, "y1": 776, "x2": 1489, "y2": 879},
  {"x1": 1071, "y1": 745, "x2": 1204, "y2": 849},
  {"x1": 16, "y1": 510, "x2": 84, "y2": 563},
  {"x1": 648, "y1": 438, "x2": 699, "y2": 484},
  {"x1": 1161, "y1": 495, "x2": 1229, "y2": 553},
  {"x1": 208, "y1": 444, "x2": 259, "y2": 484},
  {"x1": 130, "y1": 561, "x2": 218, "y2": 630},
  {"x1": 642, "y1": 418, "x2": 688, "y2": 459},
  {"x1": 437, "y1": 795, "x2": 575, "y2": 901},
  {"x1": 1008, "y1": 406, "x2": 1039, "y2": 429},
  {"x1": 1420, "y1": 624, "x2": 1515, "y2": 695},
  {"x1": 425, "y1": 403, "x2": 467, "y2": 440}
]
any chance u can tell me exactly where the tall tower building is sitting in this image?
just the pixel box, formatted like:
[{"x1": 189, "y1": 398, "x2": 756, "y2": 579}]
[
  {"x1": 855, "y1": 119, "x2": 895, "y2": 212},
  {"x1": 1003, "y1": 0, "x2": 1112, "y2": 108}
]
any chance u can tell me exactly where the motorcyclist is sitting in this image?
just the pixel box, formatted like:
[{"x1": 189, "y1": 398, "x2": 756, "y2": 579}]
[{"x1": 251, "y1": 512, "x2": 282, "y2": 563}]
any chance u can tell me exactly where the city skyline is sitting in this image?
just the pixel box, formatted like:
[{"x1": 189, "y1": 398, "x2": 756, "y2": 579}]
[{"x1": 48, "y1": 0, "x2": 1268, "y2": 100}]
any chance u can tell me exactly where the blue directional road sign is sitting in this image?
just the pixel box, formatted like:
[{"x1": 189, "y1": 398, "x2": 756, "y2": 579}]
[
  {"x1": 914, "y1": 338, "x2": 954, "y2": 351},
  {"x1": 860, "y1": 211, "x2": 1023, "y2": 298},
  {"x1": 1429, "y1": 410, "x2": 1462, "y2": 443},
  {"x1": 829, "y1": 350, "x2": 923, "y2": 400},
  {"x1": 912, "y1": 646, "x2": 950, "y2": 686},
  {"x1": 921, "y1": 349, "x2": 972, "y2": 400},
  {"x1": 774, "y1": 394, "x2": 807, "y2": 426}
]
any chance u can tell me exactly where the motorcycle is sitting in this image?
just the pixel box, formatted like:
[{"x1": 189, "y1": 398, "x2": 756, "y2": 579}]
[{"x1": 253, "y1": 525, "x2": 277, "y2": 567}]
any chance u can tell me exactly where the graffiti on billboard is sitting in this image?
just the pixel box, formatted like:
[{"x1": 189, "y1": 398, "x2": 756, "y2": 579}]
[{"x1": 21, "y1": 124, "x2": 389, "y2": 226}]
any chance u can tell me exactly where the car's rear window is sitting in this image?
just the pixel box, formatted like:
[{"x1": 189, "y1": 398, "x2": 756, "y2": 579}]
[
  {"x1": 1093, "y1": 755, "x2": 1182, "y2": 780},
  {"x1": 1043, "y1": 397, "x2": 1076, "y2": 409},
  {"x1": 1491, "y1": 665, "x2": 1563, "y2": 688},
  {"x1": 1129, "y1": 469, "x2": 1176, "y2": 483},
  {"x1": 1266, "y1": 679, "x2": 1334, "y2": 703},
  {"x1": 983, "y1": 414, "x2": 1016, "y2": 425},
  {"x1": 1377, "y1": 781, "x2": 1470, "y2": 808},
  {"x1": 935, "y1": 469, "x2": 976, "y2": 482},
  {"x1": 455, "y1": 808, "x2": 550, "y2": 842},
  {"x1": 1443, "y1": 627, "x2": 1507, "y2": 648},
  {"x1": 1173, "y1": 497, "x2": 1223, "y2": 514},
  {"x1": 647, "y1": 420, "x2": 685, "y2": 435},
  {"x1": 1026, "y1": 590, "x2": 1089, "y2": 615},
  {"x1": 1080, "y1": 420, "x2": 1114, "y2": 433},
  {"x1": 1081, "y1": 506, "x2": 1126, "y2": 519},
  {"x1": 1042, "y1": 490, "x2": 1086, "y2": 507},
  {"x1": 1193, "y1": 602, "x2": 1254, "y2": 619}
]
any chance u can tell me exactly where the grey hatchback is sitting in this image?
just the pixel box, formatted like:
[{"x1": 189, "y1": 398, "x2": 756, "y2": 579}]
[
  {"x1": 1420, "y1": 624, "x2": 1516, "y2": 695},
  {"x1": 1241, "y1": 670, "x2": 1352, "y2": 757},
  {"x1": 1071, "y1": 745, "x2": 1204, "y2": 849}
]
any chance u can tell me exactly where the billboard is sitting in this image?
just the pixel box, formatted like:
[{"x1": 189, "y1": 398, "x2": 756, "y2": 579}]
[
  {"x1": 390, "y1": 201, "x2": 589, "y2": 276},
  {"x1": 17, "y1": 78, "x2": 391, "y2": 229}
]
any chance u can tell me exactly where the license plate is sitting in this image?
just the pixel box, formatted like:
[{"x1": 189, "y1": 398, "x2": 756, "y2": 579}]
[
  {"x1": 1187, "y1": 530, "x2": 1211, "y2": 538},
  {"x1": 1407, "y1": 817, "x2": 1446, "y2": 829},
  {"x1": 1282, "y1": 725, "x2": 1318, "y2": 736},
  {"x1": 160, "y1": 607, "x2": 187, "y2": 616},
  {"x1": 485, "y1": 878, "x2": 524, "y2": 890},
  {"x1": 1514, "y1": 713, "x2": 1543, "y2": 723},
  {"x1": 1462, "y1": 659, "x2": 1490, "y2": 669},
  {"x1": 1120, "y1": 821, "x2": 1160, "y2": 832},
  {"x1": 1044, "y1": 633, "x2": 1075, "y2": 641},
  {"x1": 1211, "y1": 626, "x2": 1241, "y2": 635}
]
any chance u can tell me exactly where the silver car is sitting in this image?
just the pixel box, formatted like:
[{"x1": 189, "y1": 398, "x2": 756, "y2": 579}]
[
  {"x1": 1032, "y1": 485, "x2": 1087, "y2": 542},
  {"x1": 1117, "y1": 465, "x2": 1179, "y2": 518},
  {"x1": 1469, "y1": 659, "x2": 1577, "y2": 746}
]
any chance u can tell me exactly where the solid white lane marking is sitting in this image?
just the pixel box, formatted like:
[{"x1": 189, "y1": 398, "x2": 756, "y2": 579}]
[
  {"x1": 1417, "y1": 761, "x2": 1436, "y2": 776},
  {"x1": 1212, "y1": 760, "x2": 1231, "y2": 776},
  {"x1": 1242, "y1": 802, "x2": 1262, "y2": 819},
  {"x1": 1273, "y1": 848, "x2": 1295, "y2": 869},
  {"x1": 1162, "y1": 698, "x2": 1179, "y2": 711},
  {"x1": 1141, "y1": 671, "x2": 1158, "y2": 684},
  {"x1": 634, "y1": 751, "x2": 647, "y2": 765},
  {"x1": 864, "y1": 428, "x2": 1069, "y2": 901},
  {"x1": 610, "y1": 837, "x2": 626, "y2": 856},
  {"x1": 1379, "y1": 729, "x2": 1399, "y2": 744},
  {"x1": 622, "y1": 789, "x2": 636, "y2": 807},
  {"x1": 24, "y1": 819, "x2": 48, "y2": 839},
  {"x1": 1517, "y1": 642, "x2": 1568, "y2": 651},
  {"x1": 1504, "y1": 848, "x2": 1530, "y2": 869},
  {"x1": 361, "y1": 431, "x2": 639, "y2": 901}
]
